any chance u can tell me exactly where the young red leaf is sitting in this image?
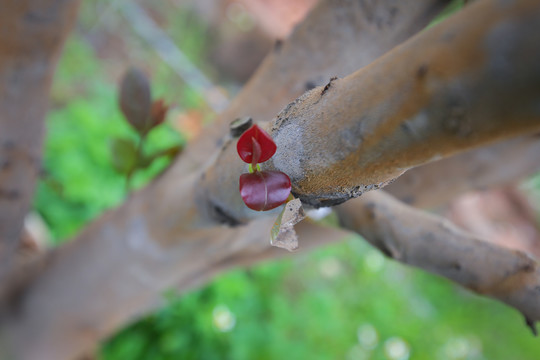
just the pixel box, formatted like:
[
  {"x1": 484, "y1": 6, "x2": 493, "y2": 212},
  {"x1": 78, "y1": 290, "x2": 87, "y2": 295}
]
[
  {"x1": 119, "y1": 67, "x2": 152, "y2": 134},
  {"x1": 237, "y1": 124, "x2": 277, "y2": 164},
  {"x1": 239, "y1": 170, "x2": 291, "y2": 211},
  {"x1": 149, "y1": 99, "x2": 170, "y2": 128}
]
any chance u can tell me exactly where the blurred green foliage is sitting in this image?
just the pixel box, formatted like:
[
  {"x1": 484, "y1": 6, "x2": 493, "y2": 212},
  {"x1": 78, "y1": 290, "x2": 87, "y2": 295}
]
[
  {"x1": 32, "y1": 1, "x2": 540, "y2": 359},
  {"x1": 35, "y1": 34, "x2": 185, "y2": 241},
  {"x1": 102, "y1": 240, "x2": 540, "y2": 360}
]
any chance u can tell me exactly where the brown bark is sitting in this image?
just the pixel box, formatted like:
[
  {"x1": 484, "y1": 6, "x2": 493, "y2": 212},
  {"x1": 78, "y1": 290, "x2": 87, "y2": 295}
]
[
  {"x1": 201, "y1": 0, "x2": 540, "y2": 218},
  {"x1": 183, "y1": 189, "x2": 540, "y2": 333},
  {"x1": 0, "y1": 1, "x2": 80, "y2": 281},
  {"x1": 335, "y1": 191, "x2": 540, "y2": 331},
  {"x1": 0, "y1": 1, "x2": 451, "y2": 359},
  {"x1": 270, "y1": 0, "x2": 540, "y2": 207},
  {"x1": 180, "y1": 0, "x2": 451, "y2": 170},
  {"x1": 173, "y1": 220, "x2": 349, "y2": 293},
  {"x1": 448, "y1": 187, "x2": 540, "y2": 258},
  {"x1": 385, "y1": 135, "x2": 540, "y2": 208},
  {"x1": 2, "y1": 0, "x2": 540, "y2": 359}
]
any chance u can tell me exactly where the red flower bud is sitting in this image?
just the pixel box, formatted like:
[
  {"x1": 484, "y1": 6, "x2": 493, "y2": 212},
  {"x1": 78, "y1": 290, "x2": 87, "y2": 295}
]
[{"x1": 239, "y1": 170, "x2": 291, "y2": 211}]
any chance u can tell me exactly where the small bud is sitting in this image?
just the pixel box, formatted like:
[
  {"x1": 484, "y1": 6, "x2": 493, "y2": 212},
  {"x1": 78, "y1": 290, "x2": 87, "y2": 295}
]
[{"x1": 119, "y1": 67, "x2": 152, "y2": 134}]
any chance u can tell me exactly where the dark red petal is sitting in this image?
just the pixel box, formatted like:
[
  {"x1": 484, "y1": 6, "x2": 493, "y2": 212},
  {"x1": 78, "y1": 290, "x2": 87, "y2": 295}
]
[
  {"x1": 239, "y1": 171, "x2": 291, "y2": 211},
  {"x1": 236, "y1": 124, "x2": 277, "y2": 164}
]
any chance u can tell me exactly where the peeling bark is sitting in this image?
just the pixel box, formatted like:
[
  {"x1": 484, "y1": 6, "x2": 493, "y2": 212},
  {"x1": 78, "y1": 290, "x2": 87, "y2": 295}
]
[
  {"x1": 0, "y1": 0, "x2": 80, "y2": 281},
  {"x1": 335, "y1": 191, "x2": 540, "y2": 330}
]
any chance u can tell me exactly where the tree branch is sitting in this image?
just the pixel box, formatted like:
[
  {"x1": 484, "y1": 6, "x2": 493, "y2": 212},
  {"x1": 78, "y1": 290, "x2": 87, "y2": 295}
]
[
  {"x1": 385, "y1": 135, "x2": 540, "y2": 208},
  {"x1": 5, "y1": 0, "x2": 540, "y2": 357},
  {"x1": 6, "y1": 0, "x2": 540, "y2": 357},
  {"x1": 179, "y1": 0, "x2": 451, "y2": 169},
  {"x1": 0, "y1": 1, "x2": 452, "y2": 359},
  {"x1": 270, "y1": 0, "x2": 540, "y2": 207},
  {"x1": 173, "y1": 221, "x2": 349, "y2": 293},
  {"x1": 335, "y1": 190, "x2": 540, "y2": 331},
  {"x1": 0, "y1": 0, "x2": 80, "y2": 281},
  {"x1": 200, "y1": 0, "x2": 540, "y2": 218}
]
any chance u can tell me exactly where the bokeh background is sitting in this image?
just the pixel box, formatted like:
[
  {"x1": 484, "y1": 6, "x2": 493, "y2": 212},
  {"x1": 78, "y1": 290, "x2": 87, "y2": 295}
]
[{"x1": 30, "y1": 0, "x2": 540, "y2": 359}]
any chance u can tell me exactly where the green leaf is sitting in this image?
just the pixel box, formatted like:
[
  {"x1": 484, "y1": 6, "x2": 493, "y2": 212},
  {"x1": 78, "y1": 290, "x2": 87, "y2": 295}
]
[{"x1": 110, "y1": 137, "x2": 138, "y2": 174}]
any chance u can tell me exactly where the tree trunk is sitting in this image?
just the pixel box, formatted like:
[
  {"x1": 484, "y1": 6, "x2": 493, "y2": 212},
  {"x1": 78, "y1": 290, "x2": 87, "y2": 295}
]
[
  {"x1": 1, "y1": 0, "x2": 540, "y2": 359},
  {"x1": 0, "y1": 0, "x2": 80, "y2": 286}
]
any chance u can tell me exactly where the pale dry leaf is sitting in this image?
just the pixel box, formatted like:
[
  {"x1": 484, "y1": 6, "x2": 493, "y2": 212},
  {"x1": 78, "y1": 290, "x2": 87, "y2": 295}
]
[{"x1": 270, "y1": 198, "x2": 306, "y2": 251}]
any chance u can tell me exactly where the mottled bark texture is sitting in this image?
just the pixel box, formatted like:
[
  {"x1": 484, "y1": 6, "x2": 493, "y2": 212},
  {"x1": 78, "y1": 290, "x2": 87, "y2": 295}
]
[
  {"x1": 0, "y1": 0, "x2": 80, "y2": 283},
  {"x1": 2, "y1": 0, "x2": 540, "y2": 359},
  {"x1": 201, "y1": 0, "x2": 540, "y2": 218},
  {"x1": 335, "y1": 191, "x2": 540, "y2": 332},
  {"x1": 385, "y1": 135, "x2": 540, "y2": 208},
  {"x1": 181, "y1": 0, "x2": 451, "y2": 169},
  {"x1": 0, "y1": 1, "x2": 455, "y2": 359},
  {"x1": 268, "y1": 0, "x2": 540, "y2": 206}
]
